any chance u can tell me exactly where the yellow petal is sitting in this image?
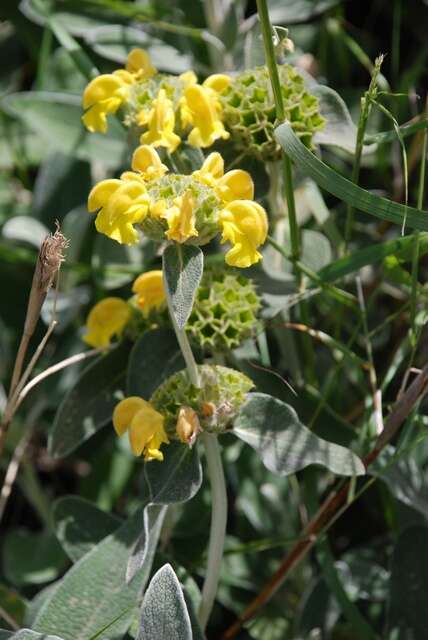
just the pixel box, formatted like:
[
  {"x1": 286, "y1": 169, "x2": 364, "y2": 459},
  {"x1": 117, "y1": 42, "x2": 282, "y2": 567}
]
[
  {"x1": 217, "y1": 170, "x2": 254, "y2": 202},
  {"x1": 203, "y1": 73, "x2": 231, "y2": 93},
  {"x1": 131, "y1": 145, "x2": 168, "y2": 181},
  {"x1": 132, "y1": 270, "x2": 166, "y2": 314},
  {"x1": 83, "y1": 74, "x2": 125, "y2": 109},
  {"x1": 88, "y1": 179, "x2": 121, "y2": 212},
  {"x1": 84, "y1": 297, "x2": 131, "y2": 349},
  {"x1": 113, "y1": 396, "x2": 147, "y2": 436},
  {"x1": 192, "y1": 152, "x2": 224, "y2": 187},
  {"x1": 129, "y1": 403, "x2": 167, "y2": 457},
  {"x1": 184, "y1": 84, "x2": 229, "y2": 148},
  {"x1": 161, "y1": 191, "x2": 198, "y2": 243},
  {"x1": 125, "y1": 48, "x2": 157, "y2": 78},
  {"x1": 220, "y1": 200, "x2": 268, "y2": 268},
  {"x1": 140, "y1": 89, "x2": 181, "y2": 153},
  {"x1": 179, "y1": 70, "x2": 198, "y2": 87}
]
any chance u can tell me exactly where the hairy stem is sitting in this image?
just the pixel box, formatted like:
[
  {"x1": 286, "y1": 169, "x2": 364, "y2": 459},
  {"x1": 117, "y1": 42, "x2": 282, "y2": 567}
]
[
  {"x1": 198, "y1": 432, "x2": 228, "y2": 630},
  {"x1": 165, "y1": 286, "x2": 226, "y2": 630}
]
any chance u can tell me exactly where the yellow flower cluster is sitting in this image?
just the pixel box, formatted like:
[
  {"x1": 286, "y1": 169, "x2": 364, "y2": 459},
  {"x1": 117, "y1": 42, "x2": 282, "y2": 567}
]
[
  {"x1": 83, "y1": 270, "x2": 166, "y2": 348},
  {"x1": 88, "y1": 146, "x2": 268, "y2": 268},
  {"x1": 82, "y1": 48, "x2": 229, "y2": 151}
]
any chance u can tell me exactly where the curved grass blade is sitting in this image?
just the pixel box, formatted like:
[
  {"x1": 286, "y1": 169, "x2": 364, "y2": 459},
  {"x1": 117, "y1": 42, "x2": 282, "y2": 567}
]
[{"x1": 275, "y1": 123, "x2": 428, "y2": 231}]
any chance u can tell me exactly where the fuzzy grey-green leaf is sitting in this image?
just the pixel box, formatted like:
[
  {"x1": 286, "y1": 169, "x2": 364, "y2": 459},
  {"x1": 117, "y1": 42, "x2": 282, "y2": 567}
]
[
  {"x1": 137, "y1": 564, "x2": 192, "y2": 640},
  {"x1": 145, "y1": 441, "x2": 203, "y2": 505},
  {"x1": 233, "y1": 393, "x2": 365, "y2": 476},
  {"x1": 163, "y1": 244, "x2": 204, "y2": 329}
]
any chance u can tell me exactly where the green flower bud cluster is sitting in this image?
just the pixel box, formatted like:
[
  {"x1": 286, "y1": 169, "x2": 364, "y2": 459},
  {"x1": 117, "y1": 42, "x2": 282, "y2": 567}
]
[
  {"x1": 140, "y1": 174, "x2": 222, "y2": 245},
  {"x1": 151, "y1": 365, "x2": 253, "y2": 435},
  {"x1": 187, "y1": 268, "x2": 261, "y2": 351},
  {"x1": 220, "y1": 64, "x2": 325, "y2": 161}
]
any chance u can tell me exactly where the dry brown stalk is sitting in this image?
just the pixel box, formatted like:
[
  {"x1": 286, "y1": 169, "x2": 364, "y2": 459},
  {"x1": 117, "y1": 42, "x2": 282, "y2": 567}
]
[
  {"x1": 0, "y1": 225, "x2": 68, "y2": 455},
  {"x1": 222, "y1": 362, "x2": 428, "y2": 639}
]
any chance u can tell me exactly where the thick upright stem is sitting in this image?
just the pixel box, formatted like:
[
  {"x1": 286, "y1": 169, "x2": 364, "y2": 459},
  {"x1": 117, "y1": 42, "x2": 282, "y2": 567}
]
[
  {"x1": 198, "y1": 432, "x2": 228, "y2": 630},
  {"x1": 256, "y1": 0, "x2": 300, "y2": 263},
  {"x1": 165, "y1": 286, "x2": 226, "y2": 630}
]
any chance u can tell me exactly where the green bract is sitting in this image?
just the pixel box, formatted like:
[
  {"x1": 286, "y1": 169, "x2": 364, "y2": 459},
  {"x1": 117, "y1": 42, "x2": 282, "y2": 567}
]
[
  {"x1": 220, "y1": 64, "x2": 325, "y2": 161},
  {"x1": 188, "y1": 268, "x2": 261, "y2": 351},
  {"x1": 150, "y1": 365, "x2": 253, "y2": 434},
  {"x1": 140, "y1": 175, "x2": 222, "y2": 244},
  {"x1": 124, "y1": 73, "x2": 187, "y2": 128}
]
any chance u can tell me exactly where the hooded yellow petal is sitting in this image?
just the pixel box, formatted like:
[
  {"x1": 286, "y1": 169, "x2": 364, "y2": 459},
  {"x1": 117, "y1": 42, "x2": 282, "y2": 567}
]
[
  {"x1": 161, "y1": 191, "x2": 198, "y2": 243},
  {"x1": 83, "y1": 297, "x2": 131, "y2": 349},
  {"x1": 113, "y1": 396, "x2": 147, "y2": 436},
  {"x1": 184, "y1": 84, "x2": 229, "y2": 148},
  {"x1": 126, "y1": 48, "x2": 157, "y2": 78},
  {"x1": 203, "y1": 73, "x2": 231, "y2": 93},
  {"x1": 88, "y1": 179, "x2": 122, "y2": 212},
  {"x1": 192, "y1": 152, "x2": 224, "y2": 187},
  {"x1": 83, "y1": 74, "x2": 125, "y2": 109},
  {"x1": 220, "y1": 200, "x2": 268, "y2": 268},
  {"x1": 140, "y1": 89, "x2": 181, "y2": 153},
  {"x1": 131, "y1": 145, "x2": 168, "y2": 181},
  {"x1": 128, "y1": 403, "x2": 168, "y2": 457},
  {"x1": 179, "y1": 70, "x2": 198, "y2": 87},
  {"x1": 217, "y1": 170, "x2": 254, "y2": 202},
  {"x1": 132, "y1": 270, "x2": 166, "y2": 314}
]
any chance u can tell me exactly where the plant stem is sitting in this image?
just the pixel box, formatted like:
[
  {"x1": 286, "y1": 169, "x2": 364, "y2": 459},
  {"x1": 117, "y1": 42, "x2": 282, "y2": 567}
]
[
  {"x1": 410, "y1": 98, "x2": 427, "y2": 346},
  {"x1": 165, "y1": 282, "x2": 227, "y2": 630},
  {"x1": 198, "y1": 432, "x2": 228, "y2": 630},
  {"x1": 256, "y1": 0, "x2": 300, "y2": 263},
  {"x1": 344, "y1": 55, "x2": 384, "y2": 253}
]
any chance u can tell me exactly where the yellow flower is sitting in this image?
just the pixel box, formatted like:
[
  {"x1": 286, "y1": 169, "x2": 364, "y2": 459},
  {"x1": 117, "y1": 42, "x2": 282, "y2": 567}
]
[
  {"x1": 125, "y1": 48, "x2": 157, "y2": 78},
  {"x1": 220, "y1": 200, "x2": 268, "y2": 268},
  {"x1": 176, "y1": 406, "x2": 200, "y2": 445},
  {"x1": 179, "y1": 70, "x2": 198, "y2": 87},
  {"x1": 193, "y1": 152, "x2": 254, "y2": 202},
  {"x1": 131, "y1": 145, "x2": 168, "y2": 182},
  {"x1": 153, "y1": 190, "x2": 198, "y2": 243},
  {"x1": 113, "y1": 397, "x2": 169, "y2": 460},
  {"x1": 203, "y1": 74, "x2": 231, "y2": 93},
  {"x1": 132, "y1": 270, "x2": 166, "y2": 315},
  {"x1": 88, "y1": 177, "x2": 150, "y2": 244},
  {"x1": 140, "y1": 89, "x2": 181, "y2": 153},
  {"x1": 83, "y1": 298, "x2": 131, "y2": 348},
  {"x1": 82, "y1": 72, "x2": 134, "y2": 133},
  {"x1": 192, "y1": 152, "x2": 224, "y2": 187},
  {"x1": 182, "y1": 84, "x2": 230, "y2": 148}
]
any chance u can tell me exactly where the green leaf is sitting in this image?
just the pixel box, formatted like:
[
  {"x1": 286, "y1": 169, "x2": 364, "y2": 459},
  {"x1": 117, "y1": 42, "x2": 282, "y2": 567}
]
[
  {"x1": 145, "y1": 441, "x2": 203, "y2": 505},
  {"x1": 86, "y1": 25, "x2": 193, "y2": 74},
  {"x1": 92, "y1": 233, "x2": 152, "y2": 290},
  {"x1": 275, "y1": 122, "x2": 428, "y2": 231},
  {"x1": 163, "y1": 243, "x2": 204, "y2": 329},
  {"x1": 233, "y1": 393, "x2": 365, "y2": 476},
  {"x1": 9, "y1": 632, "x2": 64, "y2": 640},
  {"x1": 2, "y1": 216, "x2": 49, "y2": 248},
  {"x1": 127, "y1": 329, "x2": 185, "y2": 398},
  {"x1": 48, "y1": 341, "x2": 131, "y2": 459},
  {"x1": 1, "y1": 92, "x2": 124, "y2": 168},
  {"x1": 137, "y1": 564, "x2": 192, "y2": 640},
  {"x1": 318, "y1": 233, "x2": 428, "y2": 283},
  {"x1": 312, "y1": 85, "x2": 360, "y2": 154},
  {"x1": 126, "y1": 505, "x2": 167, "y2": 583},
  {"x1": 53, "y1": 496, "x2": 122, "y2": 562},
  {"x1": 2, "y1": 530, "x2": 67, "y2": 587},
  {"x1": 33, "y1": 508, "x2": 163, "y2": 640},
  {"x1": 388, "y1": 525, "x2": 428, "y2": 638},
  {"x1": 268, "y1": 0, "x2": 340, "y2": 23}
]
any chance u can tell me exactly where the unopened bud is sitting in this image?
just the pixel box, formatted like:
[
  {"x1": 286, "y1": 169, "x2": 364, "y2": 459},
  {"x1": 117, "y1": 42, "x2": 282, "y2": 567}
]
[{"x1": 176, "y1": 406, "x2": 201, "y2": 446}]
